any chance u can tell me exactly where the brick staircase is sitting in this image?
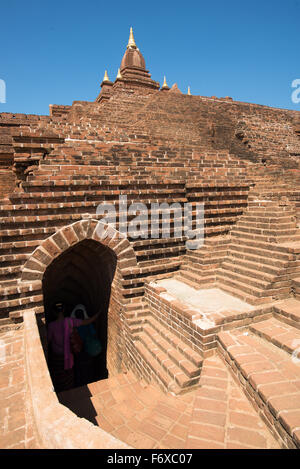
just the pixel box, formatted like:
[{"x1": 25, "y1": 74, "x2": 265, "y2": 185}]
[
  {"x1": 217, "y1": 298, "x2": 300, "y2": 449},
  {"x1": 178, "y1": 236, "x2": 230, "y2": 287},
  {"x1": 217, "y1": 200, "x2": 300, "y2": 305},
  {"x1": 132, "y1": 313, "x2": 203, "y2": 395}
]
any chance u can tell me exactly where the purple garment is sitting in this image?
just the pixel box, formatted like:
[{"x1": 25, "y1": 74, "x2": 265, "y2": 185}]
[{"x1": 47, "y1": 317, "x2": 83, "y2": 370}]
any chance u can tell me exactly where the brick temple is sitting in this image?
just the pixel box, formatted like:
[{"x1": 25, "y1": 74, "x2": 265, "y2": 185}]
[{"x1": 0, "y1": 28, "x2": 300, "y2": 449}]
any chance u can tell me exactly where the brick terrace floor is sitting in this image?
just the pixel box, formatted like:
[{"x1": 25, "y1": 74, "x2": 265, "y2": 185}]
[
  {"x1": 0, "y1": 326, "x2": 282, "y2": 450},
  {"x1": 0, "y1": 326, "x2": 40, "y2": 449},
  {"x1": 58, "y1": 355, "x2": 280, "y2": 449}
]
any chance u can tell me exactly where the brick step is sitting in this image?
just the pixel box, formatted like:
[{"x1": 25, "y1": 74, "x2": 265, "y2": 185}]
[
  {"x1": 144, "y1": 316, "x2": 203, "y2": 368},
  {"x1": 134, "y1": 340, "x2": 182, "y2": 394},
  {"x1": 217, "y1": 330, "x2": 300, "y2": 449},
  {"x1": 124, "y1": 305, "x2": 151, "y2": 320},
  {"x1": 184, "y1": 224, "x2": 233, "y2": 237},
  {"x1": 239, "y1": 204, "x2": 296, "y2": 212},
  {"x1": 143, "y1": 324, "x2": 201, "y2": 379},
  {"x1": 273, "y1": 298, "x2": 300, "y2": 329},
  {"x1": 185, "y1": 243, "x2": 229, "y2": 255},
  {"x1": 184, "y1": 252, "x2": 228, "y2": 264},
  {"x1": 271, "y1": 234, "x2": 300, "y2": 243},
  {"x1": 226, "y1": 254, "x2": 283, "y2": 276},
  {"x1": 201, "y1": 216, "x2": 242, "y2": 225},
  {"x1": 230, "y1": 239, "x2": 294, "y2": 258},
  {"x1": 126, "y1": 312, "x2": 151, "y2": 335},
  {"x1": 217, "y1": 267, "x2": 271, "y2": 291},
  {"x1": 173, "y1": 273, "x2": 211, "y2": 291},
  {"x1": 187, "y1": 189, "x2": 249, "y2": 198},
  {"x1": 218, "y1": 269, "x2": 290, "y2": 299},
  {"x1": 184, "y1": 251, "x2": 227, "y2": 264},
  {"x1": 183, "y1": 200, "x2": 247, "y2": 209},
  {"x1": 247, "y1": 205, "x2": 294, "y2": 213},
  {"x1": 277, "y1": 241, "x2": 300, "y2": 254},
  {"x1": 241, "y1": 215, "x2": 296, "y2": 224},
  {"x1": 247, "y1": 201, "x2": 295, "y2": 209},
  {"x1": 239, "y1": 213, "x2": 298, "y2": 224},
  {"x1": 125, "y1": 300, "x2": 148, "y2": 312},
  {"x1": 135, "y1": 334, "x2": 200, "y2": 394},
  {"x1": 249, "y1": 317, "x2": 300, "y2": 356},
  {"x1": 230, "y1": 229, "x2": 299, "y2": 243},
  {"x1": 237, "y1": 221, "x2": 297, "y2": 230},
  {"x1": 137, "y1": 258, "x2": 182, "y2": 276},
  {"x1": 135, "y1": 245, "x2": 186, "y2": 259},
  {"x1": 183, "y1": 259, "x2": 225, "y2": 273},
  {"x1": 228, "y1": 246, "x2": 290, "y2": 269},
  {"x1": 177, "y1": 268, "x2": 216, "y2": 287},
  {"x1": 216, "y1": 276, "x2": 274, "y2": 305},
  {"x1": 248, "y1": 199, "x2": 288, "y2": 205},
  {"x1": 221, "y1": 261, "x2": 278, "y2": 283},
  {"x1": 201, "y1": 225, "x2": 233, "y2": 236},
  {"x1": 182, "y1": 261, "x2": 219, "y2": 276},
  {"x1": 204, "y1": 235, "x2": 231, "y2": 246},
  {"x1": 132, "y1": 237, "x2": 186, "y2": 248},
  {"x1": 233, "y1": 225, "x2": 297, "y2": 237}
]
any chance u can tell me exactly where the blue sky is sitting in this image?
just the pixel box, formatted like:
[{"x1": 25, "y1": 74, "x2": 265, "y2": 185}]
[{"x1": 1, "y1": 0, "x2": 299, "y2": 115}]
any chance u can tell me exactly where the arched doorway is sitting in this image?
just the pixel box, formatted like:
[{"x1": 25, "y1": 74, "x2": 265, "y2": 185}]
[{"x1": 43, "y1": 238, "x2": 117, "y2": 389}]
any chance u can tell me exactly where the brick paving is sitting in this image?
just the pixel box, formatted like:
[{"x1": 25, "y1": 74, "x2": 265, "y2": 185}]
[
  {"x1": 0, "y1": 326, "x2": 40, "y2": 449},
  {"x1": 218, "y1": 327, "x2": 300, "y2": 447},
  {"x1": 0, "y1": 323, "x2": 294, "y2": 449},
  {"x1": 58, "y1": 355, "x2": 280, "y2": 449}
]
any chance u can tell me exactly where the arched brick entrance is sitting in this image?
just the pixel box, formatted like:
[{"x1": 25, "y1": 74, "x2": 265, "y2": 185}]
[
  {"x1": 21, "y1": 219, "x2": 139, "y2": 381},
  {"x1": 21, "y1": 219, "x2": 138, "y2": 283}
]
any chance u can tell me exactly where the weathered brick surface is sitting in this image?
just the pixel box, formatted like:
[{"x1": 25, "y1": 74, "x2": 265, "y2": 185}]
[
  {"x1": 0, "y1": 33, "x2": 299, "y2": 450},
  {"x1": 0, "y1": 326, "x2": 40, "y2": 449},
  {"x1": 57, "y1": 355, "x2": 279, "y2": 449}
]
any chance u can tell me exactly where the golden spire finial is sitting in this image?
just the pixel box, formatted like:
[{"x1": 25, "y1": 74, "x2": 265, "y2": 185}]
[
  {"x1": 127, "y1": 27, "x2": 137, "y2": 49},
  {"x1": 188, "y1": 86, "x2": 191, "y2": 95},
  {"x1": 161, "y1": 76, "x2": 169, "y2": 89},
  {"x1": 103, "y1": 70, "x2": 109, "y2": 82},
  {"x1": 116, "y1": 68, "x2": 122, "y2": 79}
]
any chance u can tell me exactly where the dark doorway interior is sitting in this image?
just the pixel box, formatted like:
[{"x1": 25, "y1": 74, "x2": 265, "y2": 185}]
[{"x1": 42, "y1": 239, "x2": 117, "y2": 390}]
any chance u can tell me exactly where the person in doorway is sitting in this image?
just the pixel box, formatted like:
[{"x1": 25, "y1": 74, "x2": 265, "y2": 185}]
[
  {"x1": 71, "y1": 304, "x2": 102, "y2": 387},
  {"x1": 47, "y1": 301, "x2": 99, "y2": 392}
]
